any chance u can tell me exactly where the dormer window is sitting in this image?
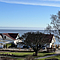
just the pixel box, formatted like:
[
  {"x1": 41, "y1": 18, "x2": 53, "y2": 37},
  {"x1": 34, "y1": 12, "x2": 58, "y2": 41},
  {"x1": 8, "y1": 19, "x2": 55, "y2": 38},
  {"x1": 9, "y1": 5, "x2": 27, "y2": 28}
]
[{"x1": 3, "y1": 36, "x2": 6, "y2": 40}]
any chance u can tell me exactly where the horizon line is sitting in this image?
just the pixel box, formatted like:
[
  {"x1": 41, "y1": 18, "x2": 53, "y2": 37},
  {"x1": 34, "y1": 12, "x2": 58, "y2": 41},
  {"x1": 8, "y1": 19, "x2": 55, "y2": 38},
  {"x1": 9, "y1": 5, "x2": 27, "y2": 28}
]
[{"x1": 0, "y1": 27, "x2": 45, "y2": 30}]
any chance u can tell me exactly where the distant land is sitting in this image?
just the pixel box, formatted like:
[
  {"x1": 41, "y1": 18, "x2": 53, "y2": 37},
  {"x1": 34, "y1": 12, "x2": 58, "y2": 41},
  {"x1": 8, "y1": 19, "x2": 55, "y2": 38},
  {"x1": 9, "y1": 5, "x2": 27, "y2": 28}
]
[{"x1": 0, "y1": 27, "x2": 45, "y2": 30}]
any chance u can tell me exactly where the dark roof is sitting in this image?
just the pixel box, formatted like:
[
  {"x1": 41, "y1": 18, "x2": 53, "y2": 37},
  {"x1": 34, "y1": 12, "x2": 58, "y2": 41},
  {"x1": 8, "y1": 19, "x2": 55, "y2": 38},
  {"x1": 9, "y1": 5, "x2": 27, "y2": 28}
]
[
  {"x1": 3, "y1": 33, "x2": 19, "y2": 40},
  {"x1": 0, "y1": 33, "x2": 3, "y2": 38},
  {"x1": 40, "y1": 34, "x2": 54, "y2": 43}
]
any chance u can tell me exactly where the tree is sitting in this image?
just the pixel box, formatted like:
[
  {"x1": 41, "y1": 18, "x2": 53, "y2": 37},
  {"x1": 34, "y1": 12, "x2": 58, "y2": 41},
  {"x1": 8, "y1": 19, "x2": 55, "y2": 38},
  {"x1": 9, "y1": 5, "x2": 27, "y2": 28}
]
[
  {"x1": 22, "y1": 32, "x2": 50, "y2": 56},
  {"x1": 46, "y1": 11, "x2": 60, "y2": 42},
  {"x1": 45, "y1": 24, "x2": 52, "y2": 34}
]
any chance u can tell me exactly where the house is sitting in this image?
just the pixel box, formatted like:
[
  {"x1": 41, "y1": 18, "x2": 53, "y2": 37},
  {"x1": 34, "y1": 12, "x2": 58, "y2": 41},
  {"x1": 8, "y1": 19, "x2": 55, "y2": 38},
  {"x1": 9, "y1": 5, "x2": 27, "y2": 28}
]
[
  {"x1": 1, "y1": 33, "x2": 20, "y2": 40},
  {"x1": 0, "y1": 33, "x2": 56, "y2": 49},
  {"x1": 0, "y1": 40, "x2": 14, "y2": 48},
  {"x1": 41, "y1": 34, "x2": 56, "y2": 48},
  {"x1": 0, "y1": 33, "x2": 23, "y2": 48}
]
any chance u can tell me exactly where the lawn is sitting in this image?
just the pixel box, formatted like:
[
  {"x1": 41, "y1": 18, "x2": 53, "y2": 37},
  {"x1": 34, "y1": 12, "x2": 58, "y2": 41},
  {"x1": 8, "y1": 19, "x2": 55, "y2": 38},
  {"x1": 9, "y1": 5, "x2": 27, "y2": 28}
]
[
  {"x1": 16, "y1": 54, "x2": 60, "y2": 60},
  {"x1": 0, "y1": 51, "x2": 55, "y2": 60},
  {"x1": 0, "y1": 51, "x2": 55, "y2": 57},
  {"x1": 37, "y1": 54, "x2": 60, "y2": 60}
]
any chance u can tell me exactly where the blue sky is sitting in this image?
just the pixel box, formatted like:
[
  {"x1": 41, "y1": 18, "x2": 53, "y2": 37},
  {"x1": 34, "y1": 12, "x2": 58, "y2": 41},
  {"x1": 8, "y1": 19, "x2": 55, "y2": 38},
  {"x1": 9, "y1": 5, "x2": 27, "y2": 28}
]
[{"x1": 0, "y1": 0, "x2": 60, "y2": 30}]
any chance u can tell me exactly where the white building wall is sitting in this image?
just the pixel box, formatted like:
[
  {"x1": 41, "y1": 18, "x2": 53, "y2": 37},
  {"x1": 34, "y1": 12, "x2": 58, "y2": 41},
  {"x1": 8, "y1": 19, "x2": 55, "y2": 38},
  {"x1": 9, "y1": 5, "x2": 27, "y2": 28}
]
[
  {"x1": 50, "y1": 43, "x2": 52, "y2": 48},
  {"x1": 16, "y1": 34, "x2": 20, "y2": 40},
  {"x1": 0, "y1": 36, "x2": 2, "y2": 40},
  {"x1": 14, "y1": 39, "x2": 22, "y2": 45},
  {"x1": 46, "y1": 36, "x2": 56, "y2": 48},
  {"x1": 0, "y1": 45, "x2": 3, "y2": 48},
  {"x1": 50, "y1": 36, "x2": 56, "y2": 48},
  {"x1": 4, "y1": 35, "x2": 13, "y2": 40}
]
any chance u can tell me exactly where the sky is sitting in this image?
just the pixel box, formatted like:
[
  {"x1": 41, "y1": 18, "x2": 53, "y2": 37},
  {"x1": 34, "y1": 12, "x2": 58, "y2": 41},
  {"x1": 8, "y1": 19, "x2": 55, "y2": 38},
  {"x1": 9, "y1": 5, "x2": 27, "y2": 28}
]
[{"x1": 0, "y1": 0, "x2": 60, "y2": 30}]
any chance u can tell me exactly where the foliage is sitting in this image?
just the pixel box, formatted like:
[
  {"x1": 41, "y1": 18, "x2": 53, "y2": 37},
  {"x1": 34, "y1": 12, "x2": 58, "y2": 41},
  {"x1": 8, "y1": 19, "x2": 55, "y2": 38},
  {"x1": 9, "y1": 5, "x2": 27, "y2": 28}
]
[
  {"x1": 6, "y1": 43, "x2": 12, "y2": 48},
  {"x1": 3, "y1": 43, "x2": 12, "y2": 48}
]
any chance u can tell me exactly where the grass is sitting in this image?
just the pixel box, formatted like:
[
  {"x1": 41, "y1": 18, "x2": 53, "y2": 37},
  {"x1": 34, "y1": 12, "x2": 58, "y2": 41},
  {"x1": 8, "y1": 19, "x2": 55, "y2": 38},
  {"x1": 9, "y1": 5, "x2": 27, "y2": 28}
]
[
  {"x1": 1, "y1": 54, "x2": 60, "y2": 60},
  {"x1": 37, "y1": 52, "x2": 55, "y2": 57},
  {"x1": 0, "y1": 51, "x2": 55, "y2": 60},
  {"x1": 0, "y1": 52, "x2": 34, "y2": 57},
  {"x1": 16, "y1": 54, "x2": 60, "y2": 60},
  {"x1": 0, "y1": 51, "x2": 55, "y2": 57}
]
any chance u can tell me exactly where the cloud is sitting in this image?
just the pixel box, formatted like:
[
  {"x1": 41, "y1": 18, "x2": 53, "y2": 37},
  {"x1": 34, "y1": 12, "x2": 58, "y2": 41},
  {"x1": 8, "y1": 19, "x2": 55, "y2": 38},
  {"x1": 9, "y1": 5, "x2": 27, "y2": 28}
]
[
  {"x1": 0, "y1": 0, "x2": 60, "y2": 7},
  {"x1": 42, "y1": 0, "x2": 60, "y2": 1}
]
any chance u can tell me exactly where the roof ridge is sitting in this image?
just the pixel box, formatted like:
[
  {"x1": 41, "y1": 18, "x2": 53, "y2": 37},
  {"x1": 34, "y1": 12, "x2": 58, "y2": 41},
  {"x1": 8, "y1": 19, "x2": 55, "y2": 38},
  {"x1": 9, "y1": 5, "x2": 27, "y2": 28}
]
[{"x1": 3, "y1": 33, "x2": 16, "y2": 40}]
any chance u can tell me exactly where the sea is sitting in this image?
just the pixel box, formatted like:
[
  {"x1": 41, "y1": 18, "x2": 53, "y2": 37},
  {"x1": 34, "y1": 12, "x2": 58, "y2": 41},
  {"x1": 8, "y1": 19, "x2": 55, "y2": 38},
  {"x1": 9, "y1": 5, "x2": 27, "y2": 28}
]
[
  {"x1": 0, "y1": 29, "x2": 59, "y2": 45},
  {"x1": 0, "y1": 29, "x2": 45, "y2": 36}
]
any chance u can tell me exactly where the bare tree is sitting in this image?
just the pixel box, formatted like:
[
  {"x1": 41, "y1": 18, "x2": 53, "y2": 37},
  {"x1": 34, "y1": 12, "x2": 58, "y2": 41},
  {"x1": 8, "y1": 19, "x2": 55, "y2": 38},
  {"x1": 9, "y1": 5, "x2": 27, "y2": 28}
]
[
  {"x1": 46, "y1": 11, "x2": 60, "y2": 42},
  {"x1": 22, "y1": 32, "x2": 52, "y2": 56},
  {"x1": 45, "y1": 24, "x2": 52, "y2": 34},
  {"x1": 22, "y1": 32, "x2": 44, "y2": 56}
]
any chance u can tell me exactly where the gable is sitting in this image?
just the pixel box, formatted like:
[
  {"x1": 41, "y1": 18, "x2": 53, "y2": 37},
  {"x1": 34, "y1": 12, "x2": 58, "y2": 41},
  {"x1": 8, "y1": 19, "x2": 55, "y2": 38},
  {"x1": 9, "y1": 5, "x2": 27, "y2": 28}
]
[
  {"x1": 40, "y1": 34, "x2": 54, "y2": 44},
  {"x1": 51, "y1": 36, "x2": 56, "y2": 43},
  {"x1": 2, "y1": 33, "x2": 19, "y2": 40},
  {"x1": 8, "y1": 33, "x2": 18, "y2": 39}
]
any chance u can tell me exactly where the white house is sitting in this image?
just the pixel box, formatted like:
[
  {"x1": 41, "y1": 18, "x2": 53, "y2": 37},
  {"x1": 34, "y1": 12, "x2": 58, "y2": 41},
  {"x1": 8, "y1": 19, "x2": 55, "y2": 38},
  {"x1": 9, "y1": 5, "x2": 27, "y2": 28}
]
[
  {"x1": 0, "y1": 33, "x2": 23, "y2": 48},
  {"x1": 0, "y1": 40, "x2": 14, "y2": 48},
  {"x1": 42, "y1": 34, "x2": 56, "y2": 48},
  {"x1": 0, "y1": 33, "x2": 56, "y2": 49}
]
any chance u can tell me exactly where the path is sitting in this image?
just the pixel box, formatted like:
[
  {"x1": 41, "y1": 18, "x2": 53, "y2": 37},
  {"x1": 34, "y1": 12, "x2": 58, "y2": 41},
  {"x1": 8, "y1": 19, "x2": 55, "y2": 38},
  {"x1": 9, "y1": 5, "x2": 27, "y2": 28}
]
[
  {"x1": 0, "y1": 48, "x2": 60, "y2": 59},
  {"x1": 35, "y1": 49, "x2": 60, "y2": 59},
  {"x1": 35, "y1": 54, "x2": 59, "y2": 59}
]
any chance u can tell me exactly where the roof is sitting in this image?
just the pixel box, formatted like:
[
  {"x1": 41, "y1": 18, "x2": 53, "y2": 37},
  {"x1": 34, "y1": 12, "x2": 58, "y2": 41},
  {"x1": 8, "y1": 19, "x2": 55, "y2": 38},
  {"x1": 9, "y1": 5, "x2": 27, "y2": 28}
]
[
  {"x1": 0, "y1": 33, "x2": 3, "y2": 37},
  {"x1": 40, "y1": 34, "x2": 54, "y2": 43},
  {"x1": 0, "y1": 33, "x2": 19, "y2": 40}
]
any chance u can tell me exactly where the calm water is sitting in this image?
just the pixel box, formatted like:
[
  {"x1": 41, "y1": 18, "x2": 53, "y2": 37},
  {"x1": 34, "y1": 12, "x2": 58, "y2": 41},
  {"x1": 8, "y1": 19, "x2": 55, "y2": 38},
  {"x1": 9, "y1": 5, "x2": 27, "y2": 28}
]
[
  {"x1": 0, "y1": 29, "x2": 44, "y2": 36},
  {"x1": 0, "y1": 29, "x2": 59, "y2": 44}
]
